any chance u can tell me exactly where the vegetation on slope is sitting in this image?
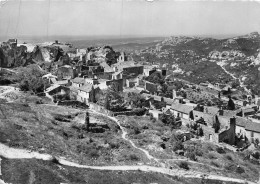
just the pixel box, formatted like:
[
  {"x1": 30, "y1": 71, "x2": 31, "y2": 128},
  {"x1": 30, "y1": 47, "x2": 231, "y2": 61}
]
[{"x1": 0, "y1": 102, "x2": 148, "y2": 166}]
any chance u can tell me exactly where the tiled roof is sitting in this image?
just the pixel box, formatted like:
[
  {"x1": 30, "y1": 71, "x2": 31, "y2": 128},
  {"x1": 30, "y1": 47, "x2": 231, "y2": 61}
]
[
  {"x1": 113, "y1": 71, "x2": 123, "y2": 76},
  {"x1": 204, "y1": 106, "x2": 219, "y2": 115},
  {"x1": 243, "y1": 108, "x2": 256, "y2": 114},
  {"x1": 55, "y1": 80, "x2": 69, "y2": 85},
  {"x1": 78, "y1": 84, "x2": 93, "y2": 93},
  {"x1": 45, "y1": 84, "x2": 60, "y2": 93},
  {"x1": 171, "y1": 103, "x2": 194, "y2": 114},
  {"x1": 69, "y1": 86, "x2": 79, "y2": 92},
  {"x1": 245, "y1": 121, "x2": 260, "y2": 133},
  {"x1": 235, "y1": 116, "x2": 251, "y2": 127},
  {"x1": 72, "y1": 77, "x2": 85, "y2": 84},
  {"x1": 112, "y1": 61, "x2": 136, "y2": 70},
  {"x1": 163, "y1": 97, "x2": 175, "y2": 105},
  {"x1": 99, "y1": 62, "x2": 114, "y2": 73}
]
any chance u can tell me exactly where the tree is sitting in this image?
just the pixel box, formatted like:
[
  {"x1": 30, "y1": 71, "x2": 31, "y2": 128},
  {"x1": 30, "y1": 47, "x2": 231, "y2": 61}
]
[
  {"x1": 160, "y1": 113, "x2": 180, "y2": 129},
  {"x1": 102, "y1": 82, "x2": 125, "y2": 111},
  {"x1": 125, "y1": 92, "x2": 146, "y2": 108},
  {"x1": 231, "y1": 80, "x2": 240, "y2": 89},
  {"x1": 17, "y1": 65, "x2": 48, "y2": 94},
  {"x1": 255, "y1": 138, "x2": 259, "y2": 146},
  {"x1": 227, "y1": 96, "x2": 235, "y2": 110},
  {"x1": 84, "y1": 111, "x2": 90, "y2": 132}
]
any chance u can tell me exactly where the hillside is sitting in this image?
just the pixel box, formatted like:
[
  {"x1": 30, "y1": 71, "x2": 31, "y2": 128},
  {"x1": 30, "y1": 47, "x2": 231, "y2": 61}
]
[
  {"x1": 133, "y1": 32, "x2": 260, "y2": 94},
  {"x1": 0, "y1": 102, "x2": 149, "y2": 166}
]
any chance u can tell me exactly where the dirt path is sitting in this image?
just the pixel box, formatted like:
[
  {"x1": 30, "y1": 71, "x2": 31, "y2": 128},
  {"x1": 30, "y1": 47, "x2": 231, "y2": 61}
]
[
  {"x1": 0, "y1": 142, "x2": 255, "y2": 184},
  {"x1": 103, "y1": 114, "x2": 161, "y2": 163},
  {"x1": 217, "y1": 61, "x2": 251, "y2": 94},
  {"x1": 0, "y1": 106, "x2": 256, "y2": 183}
]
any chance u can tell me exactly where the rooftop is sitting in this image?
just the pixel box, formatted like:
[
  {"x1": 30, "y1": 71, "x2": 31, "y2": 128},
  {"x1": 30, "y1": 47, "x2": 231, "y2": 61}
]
[
  {"x1": 45, "y1": 84, "x2": 60, "y2": 93},
  {"x1": 99, "y1": 62, "x2": 114, "y2": 73},
  {"x1": 245, "y1": 121, "x2": 260, "y2": 133},
  {"x1": 171, "y1": 103, "x2": 194, "y2": 114},
  {"x1": 72, "y1": 77, "x2": 85, "y2": 84},
  {"x1": 78, "y1": 84, "x2": 93, "y2": 93},
  {"x1": 236, "y1": 116, "x2": 252, "y2": 127}
]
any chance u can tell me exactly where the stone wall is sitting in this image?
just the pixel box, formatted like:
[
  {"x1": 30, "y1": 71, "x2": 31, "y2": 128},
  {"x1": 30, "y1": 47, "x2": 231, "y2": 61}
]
[
  {"x1": 193, "y1": 110, "x2": 216, "y2": 126},
  {"x1": 89, "y1": 102, "x2": 114, "y2": 116},
  {"x1": 202, "y1": 124, "x2": 219, "y2": 143},
  {"x1": 58, "y1": 100, "x2": 88, "y2": 109},
  {"x1": 219, "y1": 117, "x2": 236, "y2": 145},
  {"x1": 89, "y1": 102, "x2": 147, "y2": 117}
]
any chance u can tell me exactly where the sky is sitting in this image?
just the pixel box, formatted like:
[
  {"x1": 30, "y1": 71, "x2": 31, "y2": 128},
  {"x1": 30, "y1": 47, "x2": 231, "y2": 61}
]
[{"x1": 0, "y1": 0, "x2": 260, "y2": 40}]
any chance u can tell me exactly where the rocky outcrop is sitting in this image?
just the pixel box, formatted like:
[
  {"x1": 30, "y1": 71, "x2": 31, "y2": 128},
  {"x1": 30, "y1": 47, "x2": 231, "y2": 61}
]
[
  {"x1": 209, "y1": 50, "x2": 246, "y2": 60},
  {"x1": 0, "y1": 48, "x2": 8, "y2": 67}
]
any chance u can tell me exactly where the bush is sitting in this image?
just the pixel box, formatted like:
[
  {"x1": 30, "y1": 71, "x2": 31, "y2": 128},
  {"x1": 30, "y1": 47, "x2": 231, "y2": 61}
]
[
  {"x1": 185, "y1": 152, "x2": 197, "y2": 161},
  {"x1": 88, "y1": 149, "x2": 100, "y2": 158},
  {"x1": 236, "y1": 166, "x2": 245, "y2": 174},
  {"x1": 210, "y1": 160, "x2": 221, "y2": 168},
  {"x1": 109, "y1": 142, "x2": 120, "y2": 149},
  {"x1": 179, "y1": 161, "x2": 189, "y2": 170},
  {"x1": 225, "y1": 153, "x2": 234, "y2": 161},
  {"x1": 172, "y1": 140, "x2": 184, "y2": 151},
  {"x1": 129, "y1": 154, "x2": 140, "y2": 161},
  {"x1": 224, "y1": 163, "x2": 236, "y2": 171},
  {"x1": 207, "y1": 152, "x2": 218, "y2": 159},
  {"x1": 252, "y1": 152, "x2": 260, "y2": 159},
  {"x1": 50, "y1": 157, "x2": 60, "y2": 165},
  {"x1": 216, "y1": 147, "x2": 226, "y2": 154}
]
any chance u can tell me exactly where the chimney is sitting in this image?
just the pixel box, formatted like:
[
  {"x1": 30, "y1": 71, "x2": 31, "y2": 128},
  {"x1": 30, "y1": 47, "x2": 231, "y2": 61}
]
[{"x1": 229, "y1": 117, "x2": 236, "y2": 145}]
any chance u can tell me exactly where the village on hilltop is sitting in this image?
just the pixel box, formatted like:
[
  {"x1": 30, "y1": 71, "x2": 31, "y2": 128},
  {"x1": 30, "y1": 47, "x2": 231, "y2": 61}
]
[{"x1": 0, "y1": 37, "x2": 260, "y2": 183}]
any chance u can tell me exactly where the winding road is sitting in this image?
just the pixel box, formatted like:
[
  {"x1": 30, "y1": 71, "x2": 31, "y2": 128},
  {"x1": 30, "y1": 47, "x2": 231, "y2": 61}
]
[
  {"x1": 0, "y1": 107, "x2": 257, "y2": 184},
  {"x1": 0, "y1": 142, "x2": 255, "y2": 184}
]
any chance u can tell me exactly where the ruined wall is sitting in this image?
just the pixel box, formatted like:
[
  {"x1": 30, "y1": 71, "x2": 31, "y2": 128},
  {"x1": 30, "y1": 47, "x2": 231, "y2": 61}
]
[
  {"x1": 219, "y1": 117, "x2": 236, "y2": 145},
  {"x1": 145, "y1": 81, "x2": 158, "y2": 94},
  {"x1": 202, "y1": 124, "x2": 219, "y2": 143},
  {"x1": 89, "y1": 102, "x2": 114, "y2": 116},
  {"x1": 123, "y1": 65, "x2": 144, "y2": 75},
  {"x1": 193, "y1": 110, "x2": 216, "y2": 126}
]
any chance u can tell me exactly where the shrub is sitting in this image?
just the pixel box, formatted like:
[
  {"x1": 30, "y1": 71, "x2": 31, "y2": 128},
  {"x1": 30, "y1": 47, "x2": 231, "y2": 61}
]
[
  {"x1": 252, "y1": 151, "x2": 260, "y2": 159},
  {"x1": 210, "y1": 160, "x2": 221, "y2": 168},
  {"x1": 88, "y1": 149, "x2": 100, "y2": 158},
  {"x1": 50, "y1": 157, "x2": 60, "y2": 165},
  {"x1": 216, "y1": 147, "x2": 226, "y2": 154},
  {"x1": 129, "y1": 154, "x2": 140, "y2": 161},
  {"x1": 236, "y1": 166, "x2": 245, "y2": 174},
  {"x1": 224, "y1": 163, "x2": 236, "y2": 171},
  {"x1": 225, "y1": 153, "x2": 234, "y2": 161},
  {"x1": 109, "y1": 142, "x2": 120, "y2": 149},
  {"x1": 207, "y1": 152, "x2": 218, "y2": 159},
  {"x1": 185, "y1": 152, "x2": 197, "y2": 161},
  {"x1": 179, "y1": 161, "x2": 189, "y2": 170},
  {"x1": 172, "y1": 140, "x2": 184, "y2": 151}
]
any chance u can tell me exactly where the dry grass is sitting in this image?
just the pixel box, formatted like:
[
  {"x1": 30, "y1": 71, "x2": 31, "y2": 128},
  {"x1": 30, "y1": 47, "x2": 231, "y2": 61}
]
[{"x1": 0, "y1": 102, "x2": 149, "y2": 166}]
